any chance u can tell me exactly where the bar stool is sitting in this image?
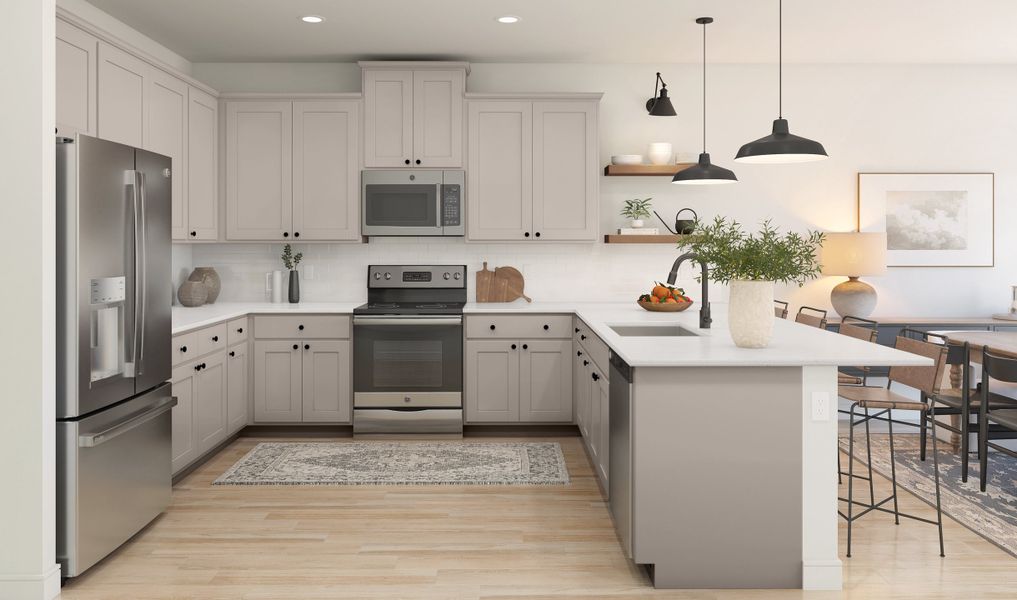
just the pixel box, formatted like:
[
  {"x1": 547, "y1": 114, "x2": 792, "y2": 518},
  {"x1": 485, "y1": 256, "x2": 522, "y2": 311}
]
[
  {"x1": 835, "y1": 316, "x2": 879, "y2": 489},
  {"x1": 837, "y1": 328, "x2": 949, "y2": 558},
  {"x1": 979, "y1": 348, "x2": 1017, "y2": 492},
  {"x1": 795, "y1": 306, "x2": 828, "y2": 329},
  {"x1": 774, "y1": 300, "x2": 790, "y2": 319}
]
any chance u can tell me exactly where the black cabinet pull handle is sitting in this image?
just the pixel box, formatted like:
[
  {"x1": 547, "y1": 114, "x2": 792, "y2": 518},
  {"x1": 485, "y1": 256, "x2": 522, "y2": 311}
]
[
  {"x1": 543, "y1": 324, "x2": 549, "y2": 331},
  {"x1": 212, "y1": 335, "x2": 218, "y2": 342},
  {"x1": 180, "y1": 346, "x2": 187, "y2": 353},
  {"x1": 189, "y1": 231, "x2": 196, "y2": 237},
  {"x1": 404, "y1": 159, "x2": 411, "y2": 165},
  {"x1": 522, "y1": 344, "x2": 528, "y2": 350},
  {"x1": 511, "y1": 344, "x2": 517, "y2": 350},
  {"x1": 304, "y1": 344, "x2": 310, "y2": 350},
  {"x1": 592, "y1": 373, "x2": 600, "y2": 381},
  {"x1": 283, "y1": 231, "x2": 289, "y2": 237},
  {"x1": 237, "y1": 328, "x2": 243, "y2": 333},
  {"x1": 490, "y1": 324, "x2": 496, "y2": 330},
  {"x1": 229, "y1": 351, "x2": 235, "y2": 357},
  {"x1": 292, "y1": 344, "x2": 299, "y2": 350},
  {"x1": 577, "y1": 350, "x2": 582, "y2": 357},
  {"x1": 294, "y1": 232, "x2": 300, "y2": 238},
  {"x1": 298, "y1": 324, "x2": 305, "y2": 331},
  {"x1": 584, "y1": 360, "x2": 589, "y2": 366},
  {"x1": 535, "y1": 232, "x2": 541, "y2": 238},
  {"x1": 524, "y1": 232, "x2": 530, "y2": 238}
]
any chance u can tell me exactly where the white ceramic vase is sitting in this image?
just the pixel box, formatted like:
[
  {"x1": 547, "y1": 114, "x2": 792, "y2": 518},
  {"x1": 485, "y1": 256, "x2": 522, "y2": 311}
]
[
  {"x1": 727, "y1": 279, "x2": 775, "y2": 348},
  {"x1": 630, "y1": 219, "x2": 644, "y2": 228},
  {"x1": 648, "y1": 142, "x2": 673, "y2": 165}
]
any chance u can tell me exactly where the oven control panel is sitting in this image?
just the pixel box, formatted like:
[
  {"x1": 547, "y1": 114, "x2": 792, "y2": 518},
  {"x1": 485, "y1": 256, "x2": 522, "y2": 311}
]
[{"x1": 368, "y1": 265, "x2": 467, "y2": 289}]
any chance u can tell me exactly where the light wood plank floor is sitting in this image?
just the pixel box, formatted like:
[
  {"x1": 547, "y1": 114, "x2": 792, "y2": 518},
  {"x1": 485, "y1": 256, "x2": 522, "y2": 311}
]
[{"x1": 60, "y1": 435, "x2": 1017, "y2": 599}]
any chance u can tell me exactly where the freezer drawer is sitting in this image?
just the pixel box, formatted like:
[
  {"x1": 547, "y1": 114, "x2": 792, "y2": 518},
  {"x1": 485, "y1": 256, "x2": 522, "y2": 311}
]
[{"x1": 57, "y1": 383, "x2": 176, "y2": 577}]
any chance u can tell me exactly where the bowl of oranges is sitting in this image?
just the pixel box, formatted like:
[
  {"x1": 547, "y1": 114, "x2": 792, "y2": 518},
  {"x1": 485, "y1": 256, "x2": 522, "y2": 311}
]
[{"x1": 638, "y1": 283, "x2": 693, "y2": 312}]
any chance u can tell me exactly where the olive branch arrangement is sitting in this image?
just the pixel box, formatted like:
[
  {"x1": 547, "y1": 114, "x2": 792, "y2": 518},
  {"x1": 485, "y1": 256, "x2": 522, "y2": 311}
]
[{"x1": 281, "y1": 244, "x2": 303, "y2": 271}]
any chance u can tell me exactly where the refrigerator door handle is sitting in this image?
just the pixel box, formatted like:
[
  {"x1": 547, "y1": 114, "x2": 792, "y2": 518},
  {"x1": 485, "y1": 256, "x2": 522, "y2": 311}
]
[
  {"x1": 78, "y1": 396, "x2": 177, "y2": 448},
  {"x1": 135, "y1": 170, "x2": 147, "y2": 374},
  {"x1": 123, "y1": 170, "x2": 140, "y2": 378}
]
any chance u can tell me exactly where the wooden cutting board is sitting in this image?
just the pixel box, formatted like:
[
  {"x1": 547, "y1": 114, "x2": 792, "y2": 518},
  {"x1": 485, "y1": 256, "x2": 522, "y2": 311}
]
[{"x1": 475, "y1": 263, "x2": 532, "y2": 303}]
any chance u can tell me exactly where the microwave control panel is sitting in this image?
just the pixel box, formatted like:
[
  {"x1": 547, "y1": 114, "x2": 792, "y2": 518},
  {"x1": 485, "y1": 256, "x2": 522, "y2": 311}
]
[{"x1": 441, "y1": 184, "x2": 461, "y2": 227}]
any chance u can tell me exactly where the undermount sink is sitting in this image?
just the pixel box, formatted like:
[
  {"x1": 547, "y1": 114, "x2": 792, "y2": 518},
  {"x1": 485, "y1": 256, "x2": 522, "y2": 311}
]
[{"x1": 609, "y1": 324, "x2": 699, "y2": 337}]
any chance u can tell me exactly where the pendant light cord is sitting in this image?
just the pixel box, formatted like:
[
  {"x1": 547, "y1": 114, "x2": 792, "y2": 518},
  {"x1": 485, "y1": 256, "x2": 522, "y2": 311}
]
[
  {"x1": 702, "y1": 19, "x2": 707, "y2": 153},
  {"x1": 778, "y1": 0, "x2": 783, "y2": 118}
]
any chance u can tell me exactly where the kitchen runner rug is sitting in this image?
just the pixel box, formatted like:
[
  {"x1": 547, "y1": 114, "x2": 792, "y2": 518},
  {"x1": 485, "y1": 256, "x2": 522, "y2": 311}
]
[
  {"x1": 840, "y1": 433, "x2": 1017, "y2": 557},
  {"x1": 213, "y1": 441, "x2": 570, "y2": 486}
]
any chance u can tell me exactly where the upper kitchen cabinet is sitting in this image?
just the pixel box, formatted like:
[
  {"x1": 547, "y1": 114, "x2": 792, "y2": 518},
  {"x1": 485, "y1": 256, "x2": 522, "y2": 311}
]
[
  {"x1": 146, "y1": 69, "x2": 188, "y2": 240},
  {"x1": 466, "y1": 94, "x2": 601, "y2": 242},
  {"x1": 185, "y1": 87, "x2": 219, "y2": 240},
  {"x1": 292, "y1": 101, "x2": 361, "y2": 241},
  {"x1": 55, "y1": 20, "x2": 97, "y2": 137},
  {"x1": 361, "y1": 62, "x2": 467, "y2": 168},
  {"x1": 225, "y1": 101, "x2": 293, "y2": 240},
  {"x1": 225, "y1": 96, "x2": 362, "y2": 242},
  {"x1": 97, "y1": 41, "x2": 148, "y2": 148}
]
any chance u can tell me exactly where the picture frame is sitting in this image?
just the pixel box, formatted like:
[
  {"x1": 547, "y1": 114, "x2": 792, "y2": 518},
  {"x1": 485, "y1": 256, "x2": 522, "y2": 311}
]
[{"x1": 857, "y1": 172, "x2": 995, "y2": 267}]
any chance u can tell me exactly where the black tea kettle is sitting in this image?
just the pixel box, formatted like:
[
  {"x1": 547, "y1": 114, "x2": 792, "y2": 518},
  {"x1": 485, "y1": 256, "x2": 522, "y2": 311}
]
[{"x1": 655, "y1": 207, "x2": 698, "y2": 235}]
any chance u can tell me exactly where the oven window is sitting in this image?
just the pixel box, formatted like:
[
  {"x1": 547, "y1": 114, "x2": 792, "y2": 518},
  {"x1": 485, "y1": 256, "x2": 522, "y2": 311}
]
[
  {"x1": 372, "y1": 340, "x2": 444, "y2": 388},
  {"x1": 364, "y1": 184, "x2": 437, "y2": 228}
]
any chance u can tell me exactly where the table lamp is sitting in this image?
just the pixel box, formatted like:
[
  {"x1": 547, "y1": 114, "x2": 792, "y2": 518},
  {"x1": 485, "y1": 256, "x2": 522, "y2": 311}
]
[{"x1": 822, "y1": 232, "x2": 887, "y2": 318}]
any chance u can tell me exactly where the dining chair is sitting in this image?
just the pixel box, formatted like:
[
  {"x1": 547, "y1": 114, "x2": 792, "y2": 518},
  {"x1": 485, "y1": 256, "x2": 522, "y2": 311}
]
[
  {"x1": 795, "y1": 306, "x2": 828, "y2": 329},
  {"x1": 978, "y1": 348, "x2": 1017, "y2": 492},
  {"x1": 774, "y1": 300, "x2": 790, "y2": 319},
  {"x1": 837, "y1": 316, "x2": 878, "y2": 386},
  {"x1": 838, "y1": 328, "x2": 948, "y2": 558}
]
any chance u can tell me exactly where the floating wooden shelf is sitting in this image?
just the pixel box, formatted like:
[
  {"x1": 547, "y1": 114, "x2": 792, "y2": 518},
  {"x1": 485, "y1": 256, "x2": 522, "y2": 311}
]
[
  {"x1": 603, "y1": 163, "x2": 694, "y2": 176},
  {"x1": 604, "y1": 234, "x2": 684, "y2": 244}
]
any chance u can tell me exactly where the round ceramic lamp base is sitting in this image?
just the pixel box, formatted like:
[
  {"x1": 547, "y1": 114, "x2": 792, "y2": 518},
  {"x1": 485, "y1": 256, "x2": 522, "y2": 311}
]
[{"x1": 831, "y1": 277, "x2": 877, "y2": 318}]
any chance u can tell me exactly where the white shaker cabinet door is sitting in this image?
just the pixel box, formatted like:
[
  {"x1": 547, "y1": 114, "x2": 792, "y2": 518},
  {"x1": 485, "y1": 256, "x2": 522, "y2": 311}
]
[
  {"x1": 226, "y1": 343, "x2": 248, "y2": 435},
  {"x1": 465, "y1": 340, "x2": 520, "y2": 423},
  {"x1": 97, "y1": 41, "x2": 148, "y2": 148},
  {"x1": 301, "y1": 340, "x2": 351, "y2": 423},
  {"x1": 466, "y1": 101, "x2": 533, "y2": 241},
  {"x1": 292, "y1": 101, "x2": 360, "y2": 241},
  {"x1": 519, "y1": 340, "x2": 573, "y2": 422},
  {"x1": 55, "y1": 20, "x2": 97, "y2": 137},
  {"x1": 186, "y1": 86, "x2": 219, "y2": 240},
  {"x1": 225, "y1": 101, "x2": 293, "y2": 240},
  {"x1": 194, "y1": 352, "x2": 228, "y2": 455},
  {"x1": 170, "y1": 364, "x2": 197, "y2": 475},
  {"x1": 532, "y1": 102, "x2": 599, "y2": 241},
  {"x1": 412, "y1": 70, "x2": 464, "y2": 168},
  {"x1": 253, "y1": 340, "x2": 302, "y2": 422},
  {"x1": 146, "y1": 69, "x2": 188, "y2": 240},
  {"x1": 363, "y1": 69, "x2": 413, "y2": 167}
]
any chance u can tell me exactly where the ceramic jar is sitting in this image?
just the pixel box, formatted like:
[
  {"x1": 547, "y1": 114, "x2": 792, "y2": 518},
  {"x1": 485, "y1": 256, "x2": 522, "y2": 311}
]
[
  {"x1": 177, "y1": 280, "x2": 208, "y2": 307},
  {"x1": 727, "y1": 280, "x2": 775, "y2": 348},
  {"x1": 188, "y1": 267, "x2": 221, "y2": 303},
  {"x1": 648, "y1": 142, "x2": 673, "y2": 166}
]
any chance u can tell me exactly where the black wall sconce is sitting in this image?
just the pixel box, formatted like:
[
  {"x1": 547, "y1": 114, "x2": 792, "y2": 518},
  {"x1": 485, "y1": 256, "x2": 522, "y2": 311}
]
[{"x1": 646, "y1": 72, "x2": 676, "y2": 116}]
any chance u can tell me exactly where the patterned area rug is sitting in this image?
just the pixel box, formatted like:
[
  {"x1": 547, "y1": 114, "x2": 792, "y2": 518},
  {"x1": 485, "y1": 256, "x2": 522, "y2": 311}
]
[
  {"x1": 214, "y1": 441, "x2": 570, "y2": 486},
  {"x1": 840, "y1": 433, "x2": 1017, "y2": 557}
]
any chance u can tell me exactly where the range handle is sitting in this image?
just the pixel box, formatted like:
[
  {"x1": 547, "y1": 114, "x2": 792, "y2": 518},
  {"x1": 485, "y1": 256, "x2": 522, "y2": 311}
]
[
  {"x1": 353, "y1": 316, "x2": 462, "y2": 327},
  {"x1": 78, "y1": 396, "x2": 177, "y2": 448}
]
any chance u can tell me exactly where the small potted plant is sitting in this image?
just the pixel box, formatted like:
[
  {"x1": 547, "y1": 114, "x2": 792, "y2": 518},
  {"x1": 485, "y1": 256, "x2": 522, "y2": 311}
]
[
  {"x1": 621, "y1": 198, "x2": 653, "y2": 229},
  {"x1": 677, "y1": 217, "x2": 824, "y2": 348},
  {"x1": 281, "y1": 244, "x2": 303, "y2": 304}
]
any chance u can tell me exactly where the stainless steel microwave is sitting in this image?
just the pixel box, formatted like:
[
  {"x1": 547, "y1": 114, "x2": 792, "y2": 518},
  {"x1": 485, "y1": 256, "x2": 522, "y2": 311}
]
[{"x1": 362, "y1": 170, "x2": 465, "y2": 236}]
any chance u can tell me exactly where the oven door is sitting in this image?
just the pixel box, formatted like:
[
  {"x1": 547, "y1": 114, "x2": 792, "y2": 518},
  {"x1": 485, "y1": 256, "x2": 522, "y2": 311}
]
[
  {"x1": 362, "y1": 170, "x2": 442, "y2": 236},
  {"x1": 353, "y1": 316, "x2": 463, "y2": 407}
]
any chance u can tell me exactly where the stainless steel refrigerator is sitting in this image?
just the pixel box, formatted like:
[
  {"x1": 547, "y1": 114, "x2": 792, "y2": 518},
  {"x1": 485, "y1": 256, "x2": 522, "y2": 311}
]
[{"x1": 56, "y1": 134, "x2": 176, "y2": 578}]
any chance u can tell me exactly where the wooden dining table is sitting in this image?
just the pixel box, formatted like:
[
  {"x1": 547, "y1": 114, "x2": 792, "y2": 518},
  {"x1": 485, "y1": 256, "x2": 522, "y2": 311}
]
[{"x1": 942, "y1": 331, "x2": 1017, "y2": 447}]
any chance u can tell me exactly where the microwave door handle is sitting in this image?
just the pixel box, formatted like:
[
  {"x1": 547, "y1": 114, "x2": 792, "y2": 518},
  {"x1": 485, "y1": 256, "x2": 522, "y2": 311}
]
[
  {"x1": 436, "y1": 183, "x2": 443, "y2": 230},
  {"x1": 135, "y1": 170, "x2": 147, "y2": 374}
]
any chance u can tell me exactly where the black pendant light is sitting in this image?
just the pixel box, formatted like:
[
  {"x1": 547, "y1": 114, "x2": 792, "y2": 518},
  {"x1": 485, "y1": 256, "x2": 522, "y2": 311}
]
[
  {"x1": 646, "y1": 72, "x2": 677, "y2": 116},
  {"x1": 735, "y1": 0, "x2": 827, "y2": 163},
  {"x1": 673, "y1": 17, "x2": 737, "y2": 185}
]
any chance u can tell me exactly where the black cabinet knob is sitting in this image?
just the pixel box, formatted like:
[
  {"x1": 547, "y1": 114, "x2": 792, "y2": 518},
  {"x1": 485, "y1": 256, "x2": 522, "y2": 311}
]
[
  {"x1": 189, "y1": 231, "x2": 196, "y2": 237},
  {"x1": 180, "y1": 346, "x2": 187, "y2": 353},
  {"x1": 592, "y1": 373, "x2": 599, "y2": 381},
  {"x1": 577, "y1": 350, "x2": 582, "y2": 357},
  {"x1": 583, "y1": 360, "x2": 589, "y2": 367},
  {"x1": 524, "y1": 232, "x2": 530, "y2": 238},
  {"x1": 511, "y1": 344, "x2": 517, "y2": 350},
  {"x1": 298, "y1": 324, "x2": 305, "y2": 331},
  {"x1": 212, "y1": 335, "x2": 218, "y2": 342},
  {"x1": 283, "y1": 231, "x2": 289, "y2": 237},
  {"x1": 405, "y1": 159, "x2": 411, "y2": 165},
  {"x1": 292, "y1": 344, "x2": 298, "y2": 350},
  {"x1": 304, "y1": 344, "x2": 310, "y2": 350},
  {"x1": 194, "y1": 364, "x2": 201, "y2": 371},
  {"x1": 237, "y1": 328, "x2": 243, "y2": 333},
  {"x1": 522, "y1": 344, "x2": 528, "y2": 350},
  {"x1": 535, "y1": 232, "x2": 541, "y2": 238},
  {"x1": 294, "y1": 232, "x2": 300, "y2": 238},
  {"x1": 575, "y1": 327, "x2": 580, "y2": 333},
  {"x1": 490, "y1": 324, "x2": 496, "y2": 330},
  {"x1": 415, "y1": 159, "x2": 421, "y2": 165},
  {"x1": 229, "y1": 351, "x2": 235, "y2": 357},
  {"x1": 580, "y1": 335, "x2": 586, "y2": 340},
  {"x1": 543, "y1": 324, "x2": 549, "y2": 331}
]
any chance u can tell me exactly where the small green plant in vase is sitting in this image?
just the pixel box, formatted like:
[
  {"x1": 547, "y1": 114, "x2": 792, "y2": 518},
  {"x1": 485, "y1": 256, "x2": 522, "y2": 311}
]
[
  {"x1": 621, "y1": 198, "x2": 653, "y2": 229},
  {"x1": 677, "y1": 216, "x2": 825, "y2": 348},
  {"x1": 281, "y1": 244, "x2": 303, "y2": 303}
]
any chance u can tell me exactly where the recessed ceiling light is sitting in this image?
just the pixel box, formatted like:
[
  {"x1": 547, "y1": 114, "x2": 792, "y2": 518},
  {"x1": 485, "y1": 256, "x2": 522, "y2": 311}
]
[
  {"x1": 300, "y1": 15, "x2": 325, "y2": 24},
  {"x1": 496, "y1": 15, "x2": 520, "y2": 24}
]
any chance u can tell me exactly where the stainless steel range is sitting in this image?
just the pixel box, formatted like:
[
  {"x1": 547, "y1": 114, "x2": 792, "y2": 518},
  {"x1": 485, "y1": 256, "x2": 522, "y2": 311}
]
[{"x1": 353, "y1": 265, "x2": 466, "y2": 434}]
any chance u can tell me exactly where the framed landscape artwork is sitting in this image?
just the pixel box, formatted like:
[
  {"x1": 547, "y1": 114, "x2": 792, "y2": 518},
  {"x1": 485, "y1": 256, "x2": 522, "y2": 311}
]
[{"x1": 857, "y1": 172, "x2": 995, "y2": 267}]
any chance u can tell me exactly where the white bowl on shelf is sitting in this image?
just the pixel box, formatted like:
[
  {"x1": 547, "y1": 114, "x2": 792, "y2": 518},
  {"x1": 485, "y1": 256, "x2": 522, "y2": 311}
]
[
  {"x1": 611, "y1": 155, "x2": 643, "y2": 165},
  {"x1": 648, "y1": 142, "x2": 673, "y2": 165}
]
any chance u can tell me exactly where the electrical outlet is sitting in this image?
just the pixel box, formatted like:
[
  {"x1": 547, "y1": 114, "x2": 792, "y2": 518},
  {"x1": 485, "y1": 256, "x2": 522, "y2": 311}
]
[{"x1": 811, "y1": 392, "x2": 831, "y2": 422}]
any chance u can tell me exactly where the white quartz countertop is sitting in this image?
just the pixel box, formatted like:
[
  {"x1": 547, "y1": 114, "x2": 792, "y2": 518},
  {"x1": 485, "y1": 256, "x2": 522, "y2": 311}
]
[{"x1": 173, "y1": 300, "x2": 930, "y2": 368}]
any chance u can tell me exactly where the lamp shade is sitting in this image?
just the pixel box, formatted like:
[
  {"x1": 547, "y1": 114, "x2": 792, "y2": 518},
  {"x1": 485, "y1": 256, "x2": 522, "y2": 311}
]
[{"x1": 822, "y1": 232, "x2": 887, "y2": 277}]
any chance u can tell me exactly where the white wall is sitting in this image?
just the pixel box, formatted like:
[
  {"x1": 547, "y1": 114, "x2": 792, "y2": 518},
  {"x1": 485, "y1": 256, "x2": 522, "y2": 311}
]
[
  {"x1": 0, "y1": 0, "x2": 60, "y2": 598},
  {"x1": 188, "y1": 61, "x2": 1016, "y2": 316}
]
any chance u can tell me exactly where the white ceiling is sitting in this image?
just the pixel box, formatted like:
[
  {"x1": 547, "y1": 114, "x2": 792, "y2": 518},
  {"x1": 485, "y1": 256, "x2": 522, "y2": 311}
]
[{"x1": 84, "y1": 0, "x2": 1017, "y2": 64}]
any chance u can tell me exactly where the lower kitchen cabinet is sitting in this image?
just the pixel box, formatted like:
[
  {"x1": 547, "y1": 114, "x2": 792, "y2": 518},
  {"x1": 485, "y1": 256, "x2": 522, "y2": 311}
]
[
  {"x1": 194, "y1": 352, "x2": 227, "y2": 455},
  {"x1": 464, "y1": 339, "x2": 571, "y2": 423},
  {"x1": 593, "y1": 368, "x2": 610, "y2": 485},
  {"x1": 574, "y1": 344, "x2": 590, "y2": 437},
  {"x1": 226, "y1": 343, "x2": 248, "y2": 434},
  {"x1": 253, "y1": 339, "x2": 351, "y2": 423},
  {"x1": 170, "y1": 362, "x2": 198, "y2": 474}
]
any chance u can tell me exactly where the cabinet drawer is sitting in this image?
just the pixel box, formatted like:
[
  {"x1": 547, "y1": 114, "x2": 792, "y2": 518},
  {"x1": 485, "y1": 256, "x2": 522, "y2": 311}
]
[
  {"x1": 253, "y1": 315, "x2": 351, "y2": 339},
  {"x1": 172, "y1": 330, "x2": 200, "y2": 366},
  {"x1": 227, "y1": 317, "x2": 248, "y2": 346},
  {"x1": 574, "y1": 318, "x2": 610, "y2": 376},
  {"x1": 196, "y1": 323, "x2": 228, "y2": 357},
  {"x1": 466, "y1": 314, "x2": 572, "y2": 339}
]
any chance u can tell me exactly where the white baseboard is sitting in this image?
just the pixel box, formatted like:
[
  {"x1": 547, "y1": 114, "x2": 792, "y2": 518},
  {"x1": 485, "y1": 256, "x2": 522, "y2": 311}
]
[
  {"x1": 802, "y1": 559, "x2": 843, "y2": 590},
  {"x1": 0, "y1": 564, "x2": 62, "y2": 599}
]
